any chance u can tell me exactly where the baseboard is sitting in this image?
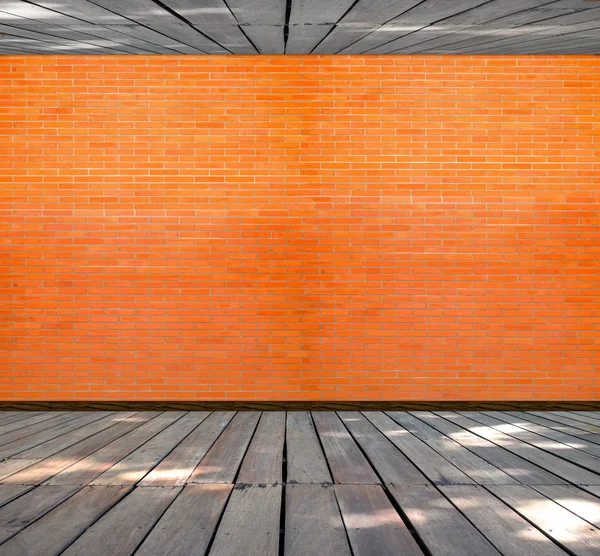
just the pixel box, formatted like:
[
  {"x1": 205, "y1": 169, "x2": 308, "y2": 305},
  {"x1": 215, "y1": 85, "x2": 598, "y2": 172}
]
[{"x1": 0, "y1": 400, "x2": 598, "y2": 411}]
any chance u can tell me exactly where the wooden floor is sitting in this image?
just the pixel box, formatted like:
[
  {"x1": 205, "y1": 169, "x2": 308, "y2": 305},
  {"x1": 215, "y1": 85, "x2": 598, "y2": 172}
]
[{"x1": 0, "y1": 411, "x2": 600, "y2": 555}]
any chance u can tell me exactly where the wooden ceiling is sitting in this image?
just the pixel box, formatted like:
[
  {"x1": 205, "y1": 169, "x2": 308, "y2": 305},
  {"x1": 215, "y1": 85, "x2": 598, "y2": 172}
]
[{"x1": 0, "y1": 0, "x2": 599, "y2": 54}]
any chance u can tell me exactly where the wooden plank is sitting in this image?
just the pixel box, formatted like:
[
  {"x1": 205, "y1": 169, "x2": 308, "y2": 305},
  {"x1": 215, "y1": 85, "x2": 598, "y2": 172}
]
[
  {"x1": 135, "y1": 485, "x2": 231, "y2": 556},
  {"x1": 2, "y1": 412, "x2": 156, "y2": 486},
  {"x1": 140, "y1": 411, "x2": 235, "y2": 487},
  {"x1": 365, "y1": 411, "x2": 471, "y2": 485},
  {"x1": 208, "y1": 484, "x2": 282, "y2": 556},
  {"x1": 236, "y1": 411, "x2": 285, "y2": 484},
  {"x1": 313, "y1": 0, "x2": 423, "y2": 54},
  {"x1": 286, "y1": 412, "x2": 331, "y2": 484},
  {"x1": 339, "y1": 412, "x2": 427, "y2": 485},
  {"x1": 0, "y1": 413, "x2": 42, "y2": 428},
  {"x1": 533, "y1": 411, "x2": 600, "y2": 433},
  {"x1": 440, "y1": 485, "x2": 569, "y2": 556},
  {"x1": 241, "y1": 25, "x2": 284, "y2": 54},
  {"x1": 491, "y1": 411, "x2": 600, "y2": 458},
  {"x1": 46, "y1": 413, "x2": 183, "y2": 487},
  {"x1": 0, "y1": 486, "x2": 129, "y2": 556},
  {"x1": 389, "y1": 484, "x2": 501, "y2": 556},
  {"x1": 188, "y1": 411, "x2": 260, "y2": 484},
  {"x1": 0, "y1": 459, "x2": 41, "y2": 483},
  {"x1": 15, "y1": 411, "x2": 138, "y2": 460},
  {"x1": 61, "y1": 486, "x2": 181, "y2": 556},
  {"x1": 463, "y1": 411, "x2": 600, "y2": 475},
  {"x1": 0, "y1": 485, "x2": 80, "y2": 544},
  {"x1": 0, "y1": 412, "x2": 110, "y2": 459},
  {"x1": 285, "y1": 484, "x2": 351, "y2": 556},
  {"x1": 516, "y1": 411, "x2": 600, "y2": 447},
  {"x1": 563, "y1": 412, "x2": 600, "y2": 427},
  {"x1": 286, "y1": 25, "x2": 332, "y2": 54},
  {"x1": 0, "y1": 412, "x2": 68, "y2": 439},
  {"x1": 488, "y1": 484, "x2": 600, "y2": 555},
  {"x1": 312, "y1": 412, "x2": 379, "y2": 484},
  {"x1": 532, "y1": 484, "x2": 600, "y2": 528},
  {"x1": 444, "y1": 412, "x2": 600, "y2": 485},
  {"x1": 227, "y1": 0, "x2": 286, "y2": 25},
  {"x1": 91, "y1": 412, "x2": 210, "y2": 486},
  {"x1": 90, "y1": 0, "x2": 228, "y2": 53},
  {"x1": 395, "y1": 411, "x2": 517, "y2": 485},
  {"x1": 159, "y1": 0, "x2": 257, "y2": 53},
  {"x1": 335, "y1": 484, "x2": 424, "y2": 556},
  {"x1": 0, "y1": 486, "x2": 33, "y2": 509},
  {"x1": 423, "y1": 411, "x2": 566, "y2": 484}
]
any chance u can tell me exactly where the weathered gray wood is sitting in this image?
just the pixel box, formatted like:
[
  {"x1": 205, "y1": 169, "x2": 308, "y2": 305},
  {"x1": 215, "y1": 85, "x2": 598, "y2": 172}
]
[
  {"x1": 0, "y1": 485, "x2": 80, "y2": 544},
  {"x1": 286, "y1": 412, "x2": 331, "y2": 484},
  {"x1": 44, "y1": 413, "x2": 180, "y2": 486},
  {"x1": 227, "y1": 0, "x2": 286, "y2": 25},
  {"x1": 563, "y1": 412, "x2": 600, "y2": 427},
  {"x1": 516, "y1": 411, "x2": 600, "y2": 447},
  {"x1": 135, "y1": 484, "x2": 231, "y2": 556},
  {"x1": 0, "y1": 413, "x2": 42, "y2": 428},
  {"x1": 335, "y1": 484, "x2": 424, "y2": 556},
  {"x1": 339, "y1": 411, "x2": 427, "y2": 485},
  {"x1": 312, "y1": 412, "x2": 379, "y2": 484},
  {"x1": 188, "y1": 411, "x2": 260, "y2": 484},
  {"x1": 491, "y1": 411, "x2": 600, "y2": 458},
  {"x1": 0, "y1": 459, "x2": 41, "y2": 483},
  {"x1": 2, "y1": 412, "x2": 158, "y2": 485},
  {"x1": 236, "y1": 411, "x2": 285, "y2": 484},
  {"x1": 532, "y1": 484, "x2": 600, "y2": 528},
  {"x1": 0, "y1": 486, "x2": 33, "y2": 509},
  {"x1": 396, "y1": 411, "x2": 517, "y2": 485},
  {"x1": 91, "y1": 412, "x2": 209, "y2": 486},
  {"x1": 441, "y1": 485, "x2": 568, "y2": 556},
  {"x1": 389, "y1": 484, "x2": 501, "y2": 556},
  {"x1": 488, "y1": 484, "x2": 600, "y2": 555},
  {"x1": 0, "y1": 412, "x2": 69, "y2": 440},
  {"x1": 16, "y1": 411, "x2": 138, "y2": 460},
  {"x1": 462, "y1": 411, "x2": 600, "y2": 475},
  {"x1": 242, "y1": 25, "x2": 284, "y2": 54},
  {"x1": 140, "y1": 411, "x2": 234, "y2": 486},
  {"x1": 286, "y1": 25, "x2": 332, "y2": 54},
  {"x1": 366, "y1": 411, "x2": 471, "y2": 485},
  {"x1": 285, "y1": 484, "x2": 351, "y2": 556},
  {"x1": 0, "y1": 412, "x2": 110, "y2": 459},
  {"x1": 423, "y1": 411, "x2": 565, "y2": 484},
  {"x1": 0, "y1": 486, "x2": 129, "y2": 556},
  {"x1": 61, "y1": 486, "x2": 180, "y2": 556},
  {"x1": 534, "y1": 411, "x2": 600, "y2": 433},
  {"x1": 208, "y1": 484, "x2": 282, "y2": 556},
  {"x1": 444, "y1": 412, "x2": 600, "y2": 485}
]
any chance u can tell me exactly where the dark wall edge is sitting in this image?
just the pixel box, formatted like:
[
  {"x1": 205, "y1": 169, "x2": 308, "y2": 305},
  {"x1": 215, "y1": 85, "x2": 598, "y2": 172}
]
[{"x1": 0, "y1": 401, "x2": 598, "y2": 411}]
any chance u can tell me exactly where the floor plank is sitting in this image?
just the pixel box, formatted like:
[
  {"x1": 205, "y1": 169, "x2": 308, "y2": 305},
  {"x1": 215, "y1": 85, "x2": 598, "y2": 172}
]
[
  {"x1": 0, "y1": 485, "x2": 80, "y2": 544},
  {"x1": 463, "y1": 411, "x2": 600, "y2": 475},
  {"x1": 423, "y1": 411, "x2": 565, "y2": 484},
  {"x1": 44, "y1": 413, "x2": 182, "y2": 486},
  {"x1": 91, "y1": 412, "x2": 210, "y2": 486},
  {"x1": 488, "y1": 484, "x2": 600, "y2": 555},
  {"x1": 0, "y1": 486, "x2": 33, "y2": 509},
  {"x1": 399, "y1": 411, "x2": 518, "y2": 484},
  {"x1": 532, "y1": 484, "x2": 600, "y2": 528},
  {"x1": 208, "y1": 484, "x2": 282, "y2": 556},
  {"x1": 312, "y1": 412, "x2": 380, "y2": 484},
  {"x1": 515, "y1": 411, "x2": 600, "y2": 447},
  {"x1": 140, "y1": 411, "x2": 235, "y2": 486},
  {"x1": 236, "y1": 411, "x2": 285, "y2": 484},
  {"x1": 61, "y1": 486, "x2": 180, "y2": 556},
  {"x1": 0, "y1": 486, "x2": 129, "y2": 556},
  {"x1": 491, "y1": 411, "x2": 600, "y2": 459},
  {"x1": 445, "y1": 412, "x2": 600, "y2": 485},
  {"x1": 389, "y1": 484, "x2": 501, "y2": 556},
  {"x1": 335, "y1": 484, "x2": 424, "y2": 556},
  {"x1": 286, "y1": 412, "x2": 331, "y2": 484},
  {"x1": 285, "y1": 484, "x2": 351, "y2": 556},
  {"x1": 339, "y1": 411, "x2": 428, "y2": 485},
  {"x1": 366, "y1": 411, "x2": 472, "y2": 485},
  {"x1": 441, "y1": 485, "x2": 569, "y2": 556},
  {"x1": 135, "y1": 484, "x2": 231, "y2": 556},
  {"x1": 188, "y1": 411, "x2": 260, "y2": 484}
]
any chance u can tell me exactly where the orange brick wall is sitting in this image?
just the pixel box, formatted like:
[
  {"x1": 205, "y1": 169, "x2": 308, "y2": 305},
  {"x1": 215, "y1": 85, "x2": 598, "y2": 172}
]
[{"x1": 1, "y1": 55, "x2": 598, "y2": 401}]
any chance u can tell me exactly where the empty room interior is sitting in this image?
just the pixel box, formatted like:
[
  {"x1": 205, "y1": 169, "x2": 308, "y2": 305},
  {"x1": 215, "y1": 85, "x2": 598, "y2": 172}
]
[{"x1": 0, "y1": 0, "x2": 599, "y2": 555}]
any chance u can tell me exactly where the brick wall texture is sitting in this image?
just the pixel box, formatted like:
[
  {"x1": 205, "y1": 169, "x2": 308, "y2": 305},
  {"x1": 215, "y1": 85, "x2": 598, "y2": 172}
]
[{"x1": 1, "y1": 55, "x2": 598, "y2": 401}]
